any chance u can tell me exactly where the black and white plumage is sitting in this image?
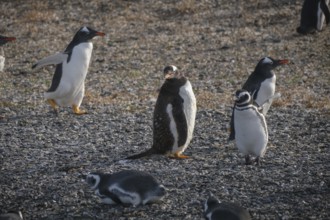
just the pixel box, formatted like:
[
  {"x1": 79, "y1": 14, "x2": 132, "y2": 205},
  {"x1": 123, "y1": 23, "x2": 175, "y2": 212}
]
[
  {"x1": 0, "y1": 35, "x2": 16, "y2": 72},
  {"x1": 32, "y1": 26, "x2": 105, "y2": 115},
  {"x1": 204, "y1": 195, "x2": 251, "y2": 220},
  {"x1": 229, "y1": 57, "x2": 288, "y2": 141},
  {"x1": 297, "y1": 0, "x2": 330, "y2": 34},
  {"x1": 232, "y1": 90, "x2": 268, "y2": 165},
  {"x1": 86, "y1": 170, "x2": 166, "y2": 206},
  {"x1": 0, "y1": 211, "x2": 23, "y2": 220},
  {"x1": 126, "y1": 65, "x2": 197, "y2": 159}
]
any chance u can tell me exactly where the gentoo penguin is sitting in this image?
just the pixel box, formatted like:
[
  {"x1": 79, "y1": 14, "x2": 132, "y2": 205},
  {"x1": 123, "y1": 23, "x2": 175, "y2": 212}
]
[
  {"x1": 0, "y1": 211, "x2": 23, "y2": 220},
  {"x1": 32, "y1": 26, "x2": 105, "y2": 115},
  {"x1": 228, "y1": 57, "x2": 288, "y2": 141},
  {"x1": 86, "y1": 170, "x2": 166, "y2": 206},
  {"x1": 126, "y1": 65, "x2": 197, "y2": 159},
  {"x1": 232, "y1": 89, "x2": 268, "y2": 165},
  {"x1": 0, "y1": 35, "x2": 16, "y2": 72},
  {"x1": 204, "y1": 194, "x2": 251, "y2": 220},
  {"x1": 297, "y1": 0, "x2": 330, "y2": 34}
]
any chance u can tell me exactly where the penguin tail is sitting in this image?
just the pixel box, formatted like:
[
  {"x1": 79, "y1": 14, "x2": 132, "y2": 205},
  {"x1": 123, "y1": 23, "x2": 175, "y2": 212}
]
[{"x1": 125, "y1": 148, "x2": 158, "y2": 159}]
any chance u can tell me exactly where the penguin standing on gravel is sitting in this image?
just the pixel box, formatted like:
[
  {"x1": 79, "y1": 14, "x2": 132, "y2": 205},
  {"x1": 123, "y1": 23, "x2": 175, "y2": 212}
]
[
  {"x1": 32, "y1": 26, "x2": 105, "y2": 115},
  {"x1": 86, "y1": 170, "x2": 166, "y2": 206},
  {"x1": 0, "y1": 35, "x2": 16, "y2": 72},
  {"x1": 204, "y1": 194, "x2": 251, "y2": 220},
  {"x1": 229, "y1": 57, "x2": 288, "y2": 141},
  {"x1": 126, "y1": 65, "x2": 197, "y2": 159},
  {"x1": 297, "y1": 0, "x2": 330, "y2": 34},
  {"x1": 232, "y1": 89, "x2": 268, "y2": 165}
]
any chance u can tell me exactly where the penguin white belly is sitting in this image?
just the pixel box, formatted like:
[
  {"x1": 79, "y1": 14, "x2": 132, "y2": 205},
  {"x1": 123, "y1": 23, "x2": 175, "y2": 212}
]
[
  {"x1": 255, "y1": 76, "x2": 276, "y2": 115},
  {"x1": 234, "y1": 109, "x2": 268, "y2": 157},
  {"x1": 167, "y1": 104, "x2": 179, "y2": 151},
  {"x1": 45, "y1": 42, "x2": 93, "y2": 107},
  {"x1": 0, "y1": 55, "x2": 5, "y2": 72},
  {"x1": 317, "y1": 0, "x2": 329, "y2": 30},
  {"x1": 175, "y1": 81, "x2": 196, "y2": 154}
]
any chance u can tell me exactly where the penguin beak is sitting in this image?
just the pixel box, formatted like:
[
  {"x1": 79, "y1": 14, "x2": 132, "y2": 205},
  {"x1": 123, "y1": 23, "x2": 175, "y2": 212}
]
[
  {"x1": 278, "y1": 59, "x2": 289, "y2": 65},
  {"x1": 3, "y1": 37, "x2": 16, "y2": 42},
  {"x1": 95, "y1": 32, "x2": 105, "y2": 37}
]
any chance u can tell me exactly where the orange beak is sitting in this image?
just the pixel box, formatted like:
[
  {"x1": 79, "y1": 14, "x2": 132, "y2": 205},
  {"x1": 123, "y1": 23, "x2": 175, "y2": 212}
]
[
  {"x1": 278, "y1": 59, "x2": 289, "y2": 65},
  {"x1": 95, "y1": 32, "x2": 105, "y2": 37}
]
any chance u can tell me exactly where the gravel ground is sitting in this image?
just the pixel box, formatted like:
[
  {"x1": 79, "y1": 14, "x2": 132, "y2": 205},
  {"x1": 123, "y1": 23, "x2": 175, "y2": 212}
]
[{"x1": 0, "y1": 0, "x2": 329, "y2": 219}]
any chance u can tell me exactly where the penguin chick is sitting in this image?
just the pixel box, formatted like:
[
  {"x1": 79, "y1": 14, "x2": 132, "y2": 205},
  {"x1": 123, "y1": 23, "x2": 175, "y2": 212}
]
[
  {"x1": 232, "y1": 89, "x2": 268, "y2": 165},
  {"x1": 228, "y1": 57, "x2": 288, "y2": 141},
  {"x1": 297, "y1": 0, "x2": 330, "y2": 34},
  {"x1": 0, "y1": 211, "x2": 23, "y2": 220},
  {"x1": 204, "y1": 195, "x2": 251, "y2": 220},
  {"x1": 0, "y1": 35, "x2": 16, "y2": 72},
  {"x1": 32, "y1": 26, "x2": 105, "y2": 115},
  {"x1": 86, "y1": 170, "x2": 166, "y2": 206},
  {"x1": 126, "y1": 65, "x2": 197, "y2": 159}
]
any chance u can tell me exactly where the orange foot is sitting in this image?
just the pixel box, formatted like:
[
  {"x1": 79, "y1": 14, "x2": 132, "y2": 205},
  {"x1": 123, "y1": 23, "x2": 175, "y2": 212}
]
[
  {"x1": 72, "y1": 105, "x2": 87, "y2": 115},
  {"x1": 47, "y1": 99, "x2": 58, "y2": 113},
  {"x1": 169, "y1": 152, "x2": 190, "y2": 159}
]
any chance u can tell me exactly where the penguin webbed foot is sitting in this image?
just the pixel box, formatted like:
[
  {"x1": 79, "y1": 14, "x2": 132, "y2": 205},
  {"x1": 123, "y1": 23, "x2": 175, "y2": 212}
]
[
  {"x1": 169, "y1": 152, "x2": 190, "y2": 159},
  {"x1": 72, "y1": 105, "x2": 87, "y2": 115},
  {"x1": 245, "y1": 155, "x2": 261, "y2": 166},
  {"x1": 245, "y1": 155, "x2": 253, "y2": 165}
]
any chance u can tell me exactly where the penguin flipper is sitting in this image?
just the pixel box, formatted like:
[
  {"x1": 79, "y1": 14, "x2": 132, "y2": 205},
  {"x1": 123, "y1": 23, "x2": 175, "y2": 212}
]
[
  {"x1": 32, "y1": 52, "x2": 68, "y2": 69},
  {"x1": 125, "y1": 148, "x2": 158, "y2": 159},
  {"x1": 228, "y1": 106, "x2": 235, "y2": 141},
  {"x1": 321, "y1": 0, "x2": 330, "y2": 24}
]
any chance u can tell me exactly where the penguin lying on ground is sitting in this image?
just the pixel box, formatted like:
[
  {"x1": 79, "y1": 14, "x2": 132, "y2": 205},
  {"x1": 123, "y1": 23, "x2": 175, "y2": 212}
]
[
  {"x1": 204, "y1": 194, "x2": 251, "y2": 220},
  {"x1": 297, "y1": 0, "x2": 330, "y2": 34},
  {"x1": 126, "y1": 65, "x2": 197, "y2": 159},
  {"x1": 232, "y1": 89, "x2": 268, "y2": 165},
  {"x1": 86, "y1": 170, "x2": 166, "y2": 206},
  {"x1": 228, "y1": 57, "x2": 288, "y2": 141},
  {"x1": 32, "y1": 26, "x2": 105, "y2": 115},
  {"x1": 0, "y1": 35, "x2": 16, "y2": 72},
  {"x1": 0, "y1": 211, "x2": 23, "y2": 220}
]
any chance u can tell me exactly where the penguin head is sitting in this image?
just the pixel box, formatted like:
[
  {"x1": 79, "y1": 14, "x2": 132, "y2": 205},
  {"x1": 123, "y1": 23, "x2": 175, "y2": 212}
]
[
  {"x1": 204, "y1": 194, "x2": 221, "y2": 212},
  {"x1": 86, "y1": 173, "x2": 102, "y2": 190},
  {"x1": 0, "y1": 35, "x2": 16, "y2": 46},
  {"x1": 73, "y1": 26, "x2": 105, "y2": 43},
  {"x1": 163, "y1": 65, "x2": 182, "y2": 79},
  {"x1": 255, "y1": 57, "x2": 289, "y2": 72},
  {"x1": 235, "y1": 89, "x2": 252, "y2": 105}
]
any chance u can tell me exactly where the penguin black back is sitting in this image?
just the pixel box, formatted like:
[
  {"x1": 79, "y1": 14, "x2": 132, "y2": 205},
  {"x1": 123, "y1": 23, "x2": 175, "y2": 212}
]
[
  {"x1": 204, "y1": 195, "x2": 251, "y2": 220},
  {"x1": 297, "y1": 0, "x2": 330, "y2": 34},
  {"x1": 126, "y1": 65, "x2": 191, "y2": 159}
]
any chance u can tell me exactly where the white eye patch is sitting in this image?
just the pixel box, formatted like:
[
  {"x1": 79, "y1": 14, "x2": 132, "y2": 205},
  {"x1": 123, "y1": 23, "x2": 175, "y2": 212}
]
[
  {"x1": 238, "y1": 91, "x2": 250, "y2": 99},
  {"x1": 171, "y1": 65, "x2": 178, "y2": 72},
  {"x1": 81, "y1": 26, "x2": 90, "y2": 33},
  {"x1": 262, "y1": 57, "x2": 273, "y2": 64}
]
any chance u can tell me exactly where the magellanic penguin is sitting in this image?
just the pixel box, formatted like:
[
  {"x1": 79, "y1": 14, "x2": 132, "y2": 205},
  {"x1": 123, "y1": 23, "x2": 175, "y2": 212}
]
[
  {"x1": 32, "y1": 26, "x2": 105, "y2": 115},
  {"x1": 126, "y1": 65, "x2": 197, "y2": 159},
  {"x1": 86, "y1": 170, "x2": 166, "y2": 206},
  {"x1": 297, "y1": 0, "x2": 330, "y2": 34},
  {"x1": 228, "y1": 57, "x2": 288, "y2": 141},
  {"x1": 0, "y1": 211, "x2": 23, "y2": 220},
  {"x1": 233, "y1": 89, "x2": 268, "y2": 165},
  {"x1": 204, "y1": 194, "x2": 251, "y2": 220},
  {"x1": 0, "y1": 35, "x2": 16, "y2": 72}
]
